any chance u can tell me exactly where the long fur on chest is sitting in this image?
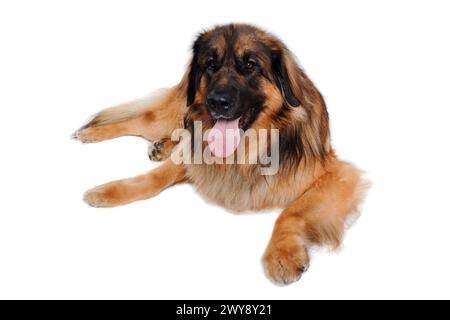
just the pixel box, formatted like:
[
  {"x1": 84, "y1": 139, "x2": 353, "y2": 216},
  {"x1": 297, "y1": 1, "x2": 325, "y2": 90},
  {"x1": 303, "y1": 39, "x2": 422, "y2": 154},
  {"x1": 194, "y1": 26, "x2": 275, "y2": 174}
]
[{"x1": 185, "y1": 160, "x2": 325, "y2": 212}]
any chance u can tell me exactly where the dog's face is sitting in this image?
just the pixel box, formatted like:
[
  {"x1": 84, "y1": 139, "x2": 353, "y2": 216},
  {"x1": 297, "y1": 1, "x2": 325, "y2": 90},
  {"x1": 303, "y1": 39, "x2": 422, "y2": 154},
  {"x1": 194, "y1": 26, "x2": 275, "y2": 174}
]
[
  {"x1": 184, "y1": 24, "x2": 329, "y2": 161},
  {"x1": 186, "y1": 24, "x2": 302, "y2": 132}
]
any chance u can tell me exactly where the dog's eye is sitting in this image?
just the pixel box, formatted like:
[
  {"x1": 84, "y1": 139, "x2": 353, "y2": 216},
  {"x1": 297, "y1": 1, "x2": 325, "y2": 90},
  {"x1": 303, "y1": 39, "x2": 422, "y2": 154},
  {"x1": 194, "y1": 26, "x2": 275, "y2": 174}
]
[
  {"x1": 244, "y1": 59, "x2": 256, "y2": 71},
  {"x1": 206, "y1": 58, "x2": 216, "y2": 71}
]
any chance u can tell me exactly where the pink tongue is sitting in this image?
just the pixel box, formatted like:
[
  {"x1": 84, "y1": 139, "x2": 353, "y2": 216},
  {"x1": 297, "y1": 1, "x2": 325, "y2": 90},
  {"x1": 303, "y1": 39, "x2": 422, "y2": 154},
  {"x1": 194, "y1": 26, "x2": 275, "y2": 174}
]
[{"x1": 207, "y1": 118, "x2": 241, "y2": 158}]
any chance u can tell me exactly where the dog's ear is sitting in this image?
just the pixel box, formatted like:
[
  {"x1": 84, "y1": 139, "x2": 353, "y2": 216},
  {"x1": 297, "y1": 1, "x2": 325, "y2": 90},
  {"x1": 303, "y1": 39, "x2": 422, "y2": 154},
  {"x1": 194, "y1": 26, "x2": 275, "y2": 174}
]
[
  {"x1": 186, "y1": 36, "x2": 203, "y2": 106},
  {"x1": 271, "y1": 49, "x2": 302, "y2": 107}
]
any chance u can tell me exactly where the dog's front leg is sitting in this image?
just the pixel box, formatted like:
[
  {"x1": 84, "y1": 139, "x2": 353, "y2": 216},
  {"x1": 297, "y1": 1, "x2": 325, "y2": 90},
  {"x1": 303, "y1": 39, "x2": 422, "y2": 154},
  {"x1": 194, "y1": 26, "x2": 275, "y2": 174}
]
[
  {"x1": 262, "y1": 162, "x2": 366, "y2": 285},
  {"x1": 83, "y1": 160, "x2": 186, "y2": 208},
  {"x1": 74, "y1": 86, "x2": 186, "y2": 145}
]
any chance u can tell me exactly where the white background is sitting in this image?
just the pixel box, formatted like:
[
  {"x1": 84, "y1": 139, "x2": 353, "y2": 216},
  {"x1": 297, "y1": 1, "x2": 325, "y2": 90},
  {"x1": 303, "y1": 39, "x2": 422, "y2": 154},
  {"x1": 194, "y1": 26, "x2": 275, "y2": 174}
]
[{"x1": 0, "y1": 0, "x2": 449, "y2": 299}]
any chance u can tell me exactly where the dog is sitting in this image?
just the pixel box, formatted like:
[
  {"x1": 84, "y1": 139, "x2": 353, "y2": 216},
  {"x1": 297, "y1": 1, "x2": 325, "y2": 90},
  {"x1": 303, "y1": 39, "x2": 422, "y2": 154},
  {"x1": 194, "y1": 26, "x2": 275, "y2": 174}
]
[{"x1": 74, "y1": 23, "x2": 368, "y2": 285}]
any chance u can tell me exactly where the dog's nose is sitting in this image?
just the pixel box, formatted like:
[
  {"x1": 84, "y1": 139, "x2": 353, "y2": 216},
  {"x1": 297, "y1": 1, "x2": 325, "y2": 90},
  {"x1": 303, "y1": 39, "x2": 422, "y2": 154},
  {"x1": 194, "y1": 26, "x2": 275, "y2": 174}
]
[{"x1": 206, "y1": 93, "x2": 231, "y2": 112}]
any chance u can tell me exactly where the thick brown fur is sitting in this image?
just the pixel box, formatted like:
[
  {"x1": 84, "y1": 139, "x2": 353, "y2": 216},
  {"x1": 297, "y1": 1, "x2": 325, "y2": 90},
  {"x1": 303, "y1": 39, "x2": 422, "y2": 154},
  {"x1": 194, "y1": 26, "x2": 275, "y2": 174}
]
[{"x1": 74, "y1": 23, "x2": 368, "y2": 285}]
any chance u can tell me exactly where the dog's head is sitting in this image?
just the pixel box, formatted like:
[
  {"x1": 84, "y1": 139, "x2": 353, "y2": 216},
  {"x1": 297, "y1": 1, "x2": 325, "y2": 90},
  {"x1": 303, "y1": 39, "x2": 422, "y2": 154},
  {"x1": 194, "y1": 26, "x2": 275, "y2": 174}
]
[
  {"x1": 185, "y1": 24, "x2": 329, "y2": 160},
  {"x1": 187, "y1": 24, "x2": 303, "y2": 126}
]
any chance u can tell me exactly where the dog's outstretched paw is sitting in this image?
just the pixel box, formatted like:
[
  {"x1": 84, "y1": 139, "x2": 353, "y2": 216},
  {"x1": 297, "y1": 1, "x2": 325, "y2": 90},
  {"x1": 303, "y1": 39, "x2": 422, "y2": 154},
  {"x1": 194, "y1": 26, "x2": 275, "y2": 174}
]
[
  {"x1": 72, "y1": 126, "x2": 105, "y2": 143},
  {"x1": 72, "y1": 129, "x2": 89, "y2": 143},
  {"x1": 262, "y1": 237, "x2": 310, "y2": 285},
  {"x1": 83, "y1": 183, "x2": 121, "y2": 208}
]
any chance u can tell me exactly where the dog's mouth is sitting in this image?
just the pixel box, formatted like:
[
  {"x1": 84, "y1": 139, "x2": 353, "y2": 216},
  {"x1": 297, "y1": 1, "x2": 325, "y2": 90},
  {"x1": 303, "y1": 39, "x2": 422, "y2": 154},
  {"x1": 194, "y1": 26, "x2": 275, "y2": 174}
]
[
  {"x1": 209, "y1": 107, "x2": 255, "y2": 129},
  {"x1": 207, "y1": 108, "x2": 255, "y2": 158}
]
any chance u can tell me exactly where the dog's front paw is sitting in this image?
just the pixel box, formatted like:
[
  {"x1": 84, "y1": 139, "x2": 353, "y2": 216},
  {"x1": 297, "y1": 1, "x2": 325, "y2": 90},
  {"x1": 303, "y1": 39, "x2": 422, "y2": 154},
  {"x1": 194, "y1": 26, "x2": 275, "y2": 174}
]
[
  {"x1": 262, "y1": 236, "x2": 310, "y2": 285},
  {"x1": 148, "y1": 139, "x2": 171, "y2": 161},
  {"x1": 83, "y1": 183, "x2": 121, "y2": 208},
  {"x1": 72, "y1": 127, "x2": 102, "y2": 143}
]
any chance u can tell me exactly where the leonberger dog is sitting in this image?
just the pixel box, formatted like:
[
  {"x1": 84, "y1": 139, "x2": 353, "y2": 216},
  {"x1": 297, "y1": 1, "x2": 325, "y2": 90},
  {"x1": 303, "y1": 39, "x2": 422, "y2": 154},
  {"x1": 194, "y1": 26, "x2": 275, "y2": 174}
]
[{"x1": 74, "y1": 23, "x2": 368, "y2": 285}]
